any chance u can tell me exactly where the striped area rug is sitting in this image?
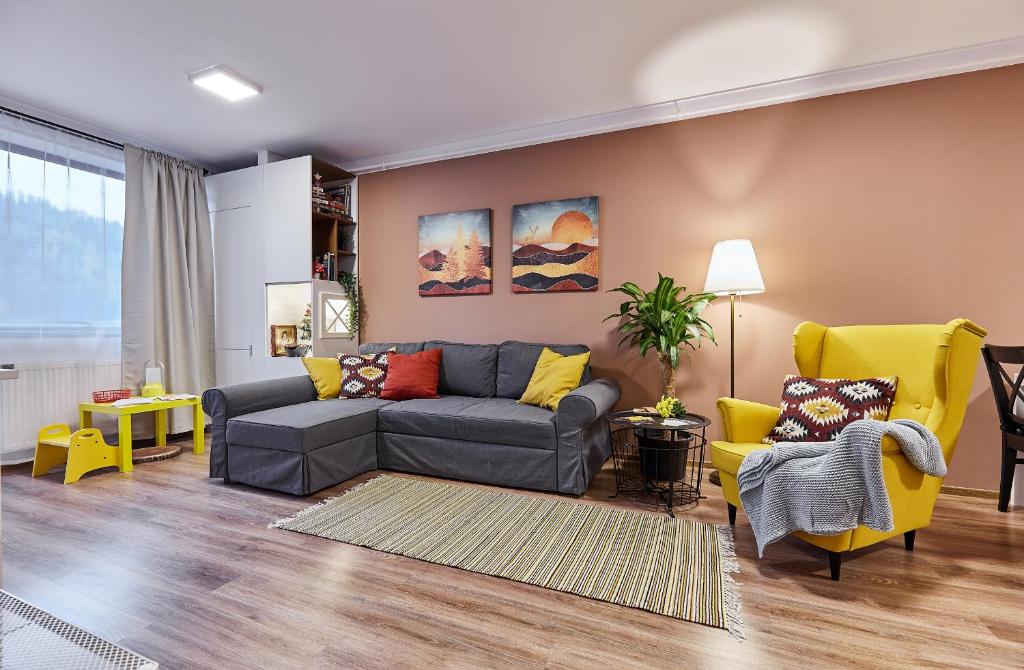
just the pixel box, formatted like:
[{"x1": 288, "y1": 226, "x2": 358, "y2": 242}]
[{"x1": 271, "y1": 475, "x2": 742, "y2": 636}]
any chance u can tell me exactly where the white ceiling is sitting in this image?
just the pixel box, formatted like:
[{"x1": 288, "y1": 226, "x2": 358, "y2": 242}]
[{"x1": 2, "y1": 0, "x2": 1023, "y2": 172}]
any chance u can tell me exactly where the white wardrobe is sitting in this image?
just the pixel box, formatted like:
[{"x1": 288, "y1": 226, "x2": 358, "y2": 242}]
[{"x1": 206, "y1": 155, "x2": 358, "y2": 387}]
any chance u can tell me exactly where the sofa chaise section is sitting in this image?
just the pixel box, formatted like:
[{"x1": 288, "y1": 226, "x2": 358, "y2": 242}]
[
  {"x1": 202, "y1": 375, "x2": 319, "y2": 479},
  {"x1": 225, "y1": 398, "x2": 388, "y2": 495}
]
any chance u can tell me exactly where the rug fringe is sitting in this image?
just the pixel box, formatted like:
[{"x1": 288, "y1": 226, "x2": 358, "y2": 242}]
[
  {"x1": 267, "y1": 474, "x2": 393, "y2": 529},
  {"x1": 716, "y1": 524, "x2": 745, "y2": 640}
]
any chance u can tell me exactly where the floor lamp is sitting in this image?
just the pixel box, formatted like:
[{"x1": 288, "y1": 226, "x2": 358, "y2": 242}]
[{"x1": 704, "y1": 239, "x2": 765, "y2": 398}]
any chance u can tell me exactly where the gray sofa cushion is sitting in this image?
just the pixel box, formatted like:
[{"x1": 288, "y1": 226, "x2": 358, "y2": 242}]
[
  {"x1": 423, "y1": 341, "x2": 498, "y2": 397},
  {"x1": 227, "y1": 398, "x2": 392, "y2": 453},
  {"x1": 359, "y1": 342, "x2": 424, "y2": 355},
  {"x1": 378, "y1": 396, "x2": 556, "y2": 450},
  {"x1": 496, "y1": 341, "x2": 591, "y2": 399}
]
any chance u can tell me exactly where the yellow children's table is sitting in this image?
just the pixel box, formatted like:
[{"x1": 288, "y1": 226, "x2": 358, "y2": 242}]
[{"x1": 79, "y1": 396, "x2": 205, "y2": 473}]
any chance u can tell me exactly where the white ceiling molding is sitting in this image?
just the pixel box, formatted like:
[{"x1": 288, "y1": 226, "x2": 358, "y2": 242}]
[{"x1": 343, "y1": 36, "x2": 1024, "y2": 175}]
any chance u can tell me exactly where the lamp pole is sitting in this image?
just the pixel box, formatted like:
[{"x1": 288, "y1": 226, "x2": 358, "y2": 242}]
[{"x1": 729, "y1": 293, "x2": 736, "y2": 398}]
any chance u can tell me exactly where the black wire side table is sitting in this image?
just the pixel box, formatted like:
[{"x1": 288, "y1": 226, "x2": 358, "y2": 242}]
[{"x1": 607, "y1": 410, "x2": 710, "y2": 517}]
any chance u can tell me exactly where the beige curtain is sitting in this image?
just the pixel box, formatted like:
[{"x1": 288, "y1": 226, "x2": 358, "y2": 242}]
[{"x1": 122, "y1": 145, "x2": 215, "y2": 434}]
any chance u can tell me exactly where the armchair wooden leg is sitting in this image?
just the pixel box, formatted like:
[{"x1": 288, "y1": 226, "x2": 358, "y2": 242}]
[
  {"x1": 827, "y1": 551, "x2": 842, "y2": 581},
  {"x1": 998, "y1": 443, "x2": 1016, "y2": 513},
  {"x1": 904, "y1": 530, "x2": 916, "y2": 551},
  {"x1": 727, "y1": 503, "x2": 737, "y2": 526}
]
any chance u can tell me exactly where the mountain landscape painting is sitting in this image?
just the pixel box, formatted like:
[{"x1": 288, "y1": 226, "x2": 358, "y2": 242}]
[
  {"x1": 511, "y1": 196, "x2": 599, "y2": 293},
  {"x1": 418, "y1": 208, "x2": 492, "y2": 296}
]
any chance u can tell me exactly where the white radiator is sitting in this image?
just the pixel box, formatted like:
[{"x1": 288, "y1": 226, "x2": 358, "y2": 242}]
[{"x1": 0, "y1": 361, "x2": 121, "y2": 464}]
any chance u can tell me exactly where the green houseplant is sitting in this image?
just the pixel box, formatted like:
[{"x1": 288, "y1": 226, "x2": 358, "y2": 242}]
[
  {"x1": 338, "y1": 271, "x2": 361, "y2": 335},
  {"x1": 605, "y1": 274, "x2": 716, "y2": 399}
]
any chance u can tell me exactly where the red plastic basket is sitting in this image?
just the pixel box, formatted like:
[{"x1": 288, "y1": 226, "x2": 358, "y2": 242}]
[{"x1": 92, "y1": 389, "x2": 131, "y2": 403}]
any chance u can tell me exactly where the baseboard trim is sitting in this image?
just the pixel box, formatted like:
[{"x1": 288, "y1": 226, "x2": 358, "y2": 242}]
[{"x1": 940, "y1": 485, "x2": 999, "y2": 500}]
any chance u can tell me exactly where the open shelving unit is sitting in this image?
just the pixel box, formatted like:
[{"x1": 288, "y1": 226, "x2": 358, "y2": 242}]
[{"x1": 311, "y1": 157, "x2": 357, "y2": 283}]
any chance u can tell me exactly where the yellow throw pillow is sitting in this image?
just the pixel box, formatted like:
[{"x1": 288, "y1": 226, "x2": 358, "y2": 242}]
[
  {"x1": 518, "y1": 347, "x2": 591, "y2": 411},
  {"x1": 302, "y1": 357, "x2": 342, "y2": 400}
]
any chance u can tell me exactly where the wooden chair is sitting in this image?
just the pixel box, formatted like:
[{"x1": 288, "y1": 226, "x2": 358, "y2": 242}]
[{"x1": 982, "y1": 345, "x2": 1024, "y2": 512}]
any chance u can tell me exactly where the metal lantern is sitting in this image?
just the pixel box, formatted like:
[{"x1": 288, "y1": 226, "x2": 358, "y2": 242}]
[{"x1": 140, "y1": 359, "x2": 166, "y2": 397}]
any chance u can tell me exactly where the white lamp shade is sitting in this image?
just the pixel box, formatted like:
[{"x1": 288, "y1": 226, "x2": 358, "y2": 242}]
[{"x1": 704, "y1": 239, "x2": 765, "y2": 296}]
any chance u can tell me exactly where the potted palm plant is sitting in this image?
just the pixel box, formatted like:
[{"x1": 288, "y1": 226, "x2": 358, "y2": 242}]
[
  {"x1": 606, "y1": 274, "x2": 716, "y2": 399},
  {"x1": 606, "y1": 274, "x2": 716, "y2": 482}
]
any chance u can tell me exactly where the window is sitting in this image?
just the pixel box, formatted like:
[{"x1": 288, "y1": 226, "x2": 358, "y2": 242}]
[
  {"x1": 0, "y1": 112, "x2": 124, "y2": 364},
  {"x1": 320, "y1": 292, "x2": 352, "y2": 339}
]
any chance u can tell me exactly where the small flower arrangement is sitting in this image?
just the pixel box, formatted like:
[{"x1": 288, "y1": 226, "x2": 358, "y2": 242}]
[
  {"x1": 312, "y1": 259, "x2": 326, "y2": 278},
  {"x1": 655, "y1": 395, "x2": 686, "y2": 419}
]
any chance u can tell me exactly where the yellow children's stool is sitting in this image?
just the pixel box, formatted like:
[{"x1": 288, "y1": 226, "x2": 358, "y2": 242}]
[{"x1": 32, "y1": 424, "x2": 121, "y2": 484}]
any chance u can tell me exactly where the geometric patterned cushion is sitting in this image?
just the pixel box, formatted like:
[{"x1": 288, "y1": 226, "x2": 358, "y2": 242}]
[
  {"x1": 339, "y1": 351, "x2": 390, "y2": 398},
  {"x1": 763, "y1": 374, "x2": 898, "y2": 445}
]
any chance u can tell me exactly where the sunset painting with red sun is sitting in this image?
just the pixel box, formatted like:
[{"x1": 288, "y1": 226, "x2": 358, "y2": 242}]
[{"x1": 511, "y1": 196, "x2": 599, "y2": 293}]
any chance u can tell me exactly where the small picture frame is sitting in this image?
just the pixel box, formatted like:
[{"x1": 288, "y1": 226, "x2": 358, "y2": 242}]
[{"x1": 270, "y1": 324, "x2": 298, "y2": 357}]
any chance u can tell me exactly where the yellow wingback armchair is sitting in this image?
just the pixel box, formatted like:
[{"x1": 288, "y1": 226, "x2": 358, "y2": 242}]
[{"x1": 710, "y1": 318, "x2": 986, "y2": 579}]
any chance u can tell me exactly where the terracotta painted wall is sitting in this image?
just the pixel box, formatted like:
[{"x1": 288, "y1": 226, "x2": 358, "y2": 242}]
[{"x1": 358, "y1": 65, "x2": 1024, "y2": 490}]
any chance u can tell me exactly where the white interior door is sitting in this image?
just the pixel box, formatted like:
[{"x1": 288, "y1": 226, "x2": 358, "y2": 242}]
[{"x1": 212, "y1": 207, "x2": 262, "y2": 385}]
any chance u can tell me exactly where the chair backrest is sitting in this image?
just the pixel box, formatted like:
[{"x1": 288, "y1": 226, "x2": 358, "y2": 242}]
[
  {"x1": 982, "y1": 344, "x2": 1024, "y2": 433},
  {"x1": 793, "y1": 319, "x2": 987, "y2": 461}
]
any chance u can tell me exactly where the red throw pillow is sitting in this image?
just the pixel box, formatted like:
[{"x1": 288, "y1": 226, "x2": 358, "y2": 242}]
[
  {"x1": 763, "y1": 375, "x2": 898, "y2": 444},
  {"x1": 380, "y1": 349, "x2": 442, "y2": 400}
]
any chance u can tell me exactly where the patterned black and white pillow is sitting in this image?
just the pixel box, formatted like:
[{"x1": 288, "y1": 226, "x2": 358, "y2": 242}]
[
  {"x1": 339, "y1": 351, "x2": 390, "y2": 398},
  {"x1": 763, "y1": 375, "x2": 898, "y2": 445}
]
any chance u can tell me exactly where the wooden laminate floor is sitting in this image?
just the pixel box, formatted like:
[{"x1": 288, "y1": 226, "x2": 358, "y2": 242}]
[{"x1": 2, "y1": 436, "x2": 1023, "y2": 670}]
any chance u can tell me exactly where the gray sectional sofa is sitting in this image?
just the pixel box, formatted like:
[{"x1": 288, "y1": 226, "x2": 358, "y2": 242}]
[{"x1": 202, "y1": 341, "x2": 621, "y2": 496}]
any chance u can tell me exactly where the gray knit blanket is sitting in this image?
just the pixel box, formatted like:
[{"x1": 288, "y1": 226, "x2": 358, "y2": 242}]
[{"x1": 737, "y1": 419, "x2": 946, "y2": 557}]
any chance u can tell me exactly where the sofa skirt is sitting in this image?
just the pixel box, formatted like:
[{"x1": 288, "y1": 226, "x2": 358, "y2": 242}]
[{"x1": 226, "y1": 432, "x2": 378, "y2": 496}]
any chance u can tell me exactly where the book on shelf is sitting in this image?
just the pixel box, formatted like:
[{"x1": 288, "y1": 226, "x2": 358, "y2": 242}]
[
  {"x1": 312, "y1": 191, "x2": 351, "y2": 217},
  {"x1": 325, "y1": 183, "x2": 352, "y2": 216}
]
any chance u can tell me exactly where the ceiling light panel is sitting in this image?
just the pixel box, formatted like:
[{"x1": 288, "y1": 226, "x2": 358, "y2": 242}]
[{"x1": 188, "y1": 65, "x2": 262, "y2": 101}]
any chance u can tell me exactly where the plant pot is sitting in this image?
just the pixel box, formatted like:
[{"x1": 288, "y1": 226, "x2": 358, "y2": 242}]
[
  {"x1": 638, "y1": 432, "x2": 692, "y2": 481},
  {"x1": 285, "y1": 344, "x2": 307, "y2": 358}
]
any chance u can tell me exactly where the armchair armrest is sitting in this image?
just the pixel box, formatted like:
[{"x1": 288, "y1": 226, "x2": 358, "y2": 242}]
[
  {"x1": 202, "y1": 375, "x2": 316, "y2": 478},
  {"x1": 716, "y1": 397, "x2": 780, "y2": 443},
  {"x1": 555, "y1": 378, "x2": 621, "y2": 495}
]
